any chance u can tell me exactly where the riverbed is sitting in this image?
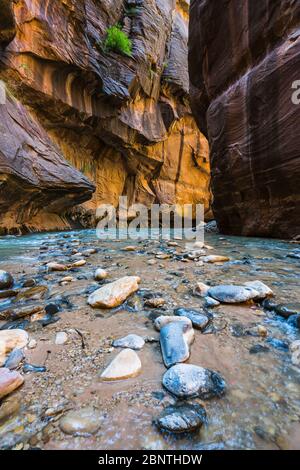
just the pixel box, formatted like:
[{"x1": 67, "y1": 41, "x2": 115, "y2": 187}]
[{"x1": 0, "y1": 230, "x2": 299, "y2": 450}]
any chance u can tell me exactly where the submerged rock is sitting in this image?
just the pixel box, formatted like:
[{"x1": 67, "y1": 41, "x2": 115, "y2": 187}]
[
  {"x1": 154, "y1": 403, "x2": 207, "y2": 433},
  {"x1": 266, "y1": 338, "x2": 289, "y2": 351},
  {"x1": 88, "y1": 276, "x2": 141, "y2": 308},
  {"x1": 202, "y1": 255, "x2": 230, "y2": 263},
  {"x1": 94, "y1": 268, "x2": 108, "y2": 281},
  {"x1": 23, "y1": 363, "x2": 46, "y2": 373},
  {"x1": 243, "y1": 281, "x2": 273, "y2": 300},
  {"x1": 208, "y1": 285, "x2": 259, "y2": 304},
  {"x1": 4, "y1": 348, "x2": 24, "y2": 370},
  {"x1": 162, "y1": 364, "x2": 226, "y2": 399},
  {"x1": 174, "y1": 307, "x2": 210, "y2": 331},
  {"x1": 0, "y1": 271, "x2": 14, "y2": 290},
  {"x1": 249, "y1": 344, "x2": 270, "y2": 354},
  {"x1": 275, "y1": 303, "x2": 300, "y2": 319},
  {"x1": 287, "y1": 315, "x2": 300, "y2": 329},
  {"x1": 60, "y1": 407, "x2": 101, "y2": 436},
  {"x1": 204, "y1": 297, "x2": 220, "y2": 308},
  {"x1": 55, "y1": 332, "x2": 68, "y2": 345},
  {"x1": 0, "y1": 368, "x2": 24, "y2": 399},
  {"x1": 100, "y1": 349, "x2": 141, "y2": 381},
  {"x1": 160, "y1": 322, "x2": 193, "y2": 368},
  {"x1": 113, "y1": 334, "x2": 145, "y2": 350},
  {"x1": 16, "y1": 285, "x2": 48, "y2": 302}
]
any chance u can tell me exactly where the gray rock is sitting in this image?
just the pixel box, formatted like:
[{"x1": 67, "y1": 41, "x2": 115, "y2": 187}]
[
  {"x1": 113, "y1": 334, "x2": 145, "y2": 350},
  {"x1": 154, "y1": 403, "x2": 207, "y2": 433},
  {"x1": 4, "y1": 348, "x2": 24, "y2": 370},
  {"x1": 0, "y1": 271, "x2": 14, "y2": 290},
  {"x1": 204, "y1": 297, "x2": 220, "y2": 308},
  {"x1": 174, "y1": 307, "x2": 210, "y2": 330},
  {"x1": 160, "y1": 322, "x2": 192, "y2": 368},
  {"x1": 208, "y1": 285, "x2": 259, "y2": 304},
  {"x1": 243, "y1": 281, "x2": 273, "y2": 299},
  {"x1": 163, "y1": 363, "x2": 226, "y2": 399},
  {"x1": 60, "y1": 407, "x2": 101, "y2": 436}
]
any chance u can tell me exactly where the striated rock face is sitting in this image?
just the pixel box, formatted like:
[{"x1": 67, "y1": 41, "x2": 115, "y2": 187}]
[
  {"x1": 189, "y1": 0, "x2": 300, "y2": 238},
  {"x1": 0, "y1": 0, "x2": 211, "y2": 233}
]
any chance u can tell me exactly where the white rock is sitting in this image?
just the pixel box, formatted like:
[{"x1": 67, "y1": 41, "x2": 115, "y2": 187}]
[
  {"x1": 196, "y1": 282, "x2": 210, "y2": 297},
  {"x1": 88, "y1": 276, "x2": 141, "y2": 308},
  {"x1": 94, "y1": 269, "x2": 108, "y2": 281},
  {"x1": 113, "y1": 334, "x2": 145, "y2": 350},
  {"x1": 27, "y1": 339, "x2": 37, "y2": 349},
  {"x1": 55, "y1": 332, "x2": 68, "y2": 345},
  {"x1": 244, "y1": 281, "x2": 273, "y2": 299},
  {"x1": 47, "y1": 262, "x2": 67, "y2": 272},
  {"x1": 100, "y1": 349, "x2": 142, "y2": 381},
  {"x1": 202, "y1": 255, "x2": 230, "y2": 263}
]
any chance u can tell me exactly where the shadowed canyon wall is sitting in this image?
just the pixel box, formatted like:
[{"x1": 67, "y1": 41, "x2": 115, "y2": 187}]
[
  {"x1": 189, "y1": 0, "x2": 300, "y2": 239},
  {"x1": 0, "y1": 0, "x2": 211, "y2": 234}
]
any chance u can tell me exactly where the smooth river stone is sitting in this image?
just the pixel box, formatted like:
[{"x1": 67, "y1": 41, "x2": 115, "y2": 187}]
[
  {"x1": 94, "y1": 268, "x2": 108, "y2": 280},
  {"x1": 0, "y1": 330, "x2": 28, "y2": 354},
  {"x1": 160, "y1": 322, "x2": 193, "y2": 368},
  {"x1": 243, "y1": 281, "x2": 273, "y2": 299},
  {"x1": 59, "y1": 407, "x2": 101, "y2": 436},
  {"x1": 154, "y1": 403, "x2": 207, "y2": 433},
  {"x1": 4, "y1": 348, "x2": 24, "y2": 370},
  {"x1": 0, "y1": 368, "x2": 24, "y2": 399},
  {"x1": 174, "y1": 308, "x2": 210, "y2": 330},
  {"x1": 202, "y1": 255, "x2": 230, "y2": 263},
  {"x1": 154, "y1": 316, "x2": 194, "y2": 346},
  {"x1": 113, "y1": 334, "x2": 145, "y2": 350},
  {"x1": 47, "y1": 262, "x2": 67, "y2": 272},
  {"x1": 208, "y1": 285, "x2": 259, "y2": 304},
  {"x1": 0, "y1": 270, "x2": 14, "y2": 290},
  {"x1": 162, "y1": 363, "x2": 226, "y2": 399},
  {"x1": 88, "y1": 276, "x2": 141, "y2": 308},
  {"x1": 100, "y1": 349, "x2": 141, "y2": 381}
]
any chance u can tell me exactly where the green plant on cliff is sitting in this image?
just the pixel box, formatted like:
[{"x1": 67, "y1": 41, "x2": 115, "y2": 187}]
[{"x1": 104, "y1": 24, "x2": 132, "y2": 57}]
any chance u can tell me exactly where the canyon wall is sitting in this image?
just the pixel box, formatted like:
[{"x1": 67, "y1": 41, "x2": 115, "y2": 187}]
[
  {"x1": 0, "y1": 0, "x2": 211, "y2": 234},
  {"x1": 189, "y1": 0, "x2": 300, "y2": 238}
]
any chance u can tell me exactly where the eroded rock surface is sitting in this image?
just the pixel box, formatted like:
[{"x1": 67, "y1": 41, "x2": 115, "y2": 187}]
[
  {"x1": 0, "y1": 0, "x2": 211, "y2": 233},
  {"x1": 189, "y1": 0, "x2": 300, "y2": 238}
]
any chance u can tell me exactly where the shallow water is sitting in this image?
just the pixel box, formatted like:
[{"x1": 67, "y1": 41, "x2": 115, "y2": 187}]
[{"x1": 0, "y1": 230, "x2": 299, "y2": 450}]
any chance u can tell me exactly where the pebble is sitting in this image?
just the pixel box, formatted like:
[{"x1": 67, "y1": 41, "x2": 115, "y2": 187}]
[
  {"x1": 0, "y1": 270, "x2": 14, "y2": 290},
  {"x1": 60, "y1": 276, "x2": 74, "y2": 283},
  {"x1": 0, "y1": 368, "x2": 24, "y2": 399},
  {"x1": 113, "y1": 334, "x2": 145, "y2": 350},
  {"x1": 4, "y1": 348, "x2": 24, "y2": 369},
  {"x1": 147, "y1": 259, "x2": 157, "y2": 266},
  {"x1": 88, "y1": 276, "x2": 141, "y2": 308},
  {"x1": 144, "y1": 298, "x2": 166, "y2": 308},
  {"x1": 47, "y1": 262, "x2": 67, "y2": 272},
  {"x1": 204, "y1": 297, "x2": 220, "y2": 308},
  {"x1": 16, "y1": 285, "x2": 48, "y2": 301},
  {"x1": 162, "y1": 364, "x2": 226, "y2": 399},
  {"x1": 195, "y1": 282, "x2": 210, "y2": 297},
  {"x1": 100, "y1": 349, "x2": 142, "y2": 381},
  {"x1": 202, "y1": 255, "x2": 230, "y2": 263},
  {"x1": 60, "y1": 407, "x2": 102, "y2": 436},
  {"x1": 71, "y1": 259, "x2": 86, "y2": 267},
  {"x1": 55, "y1": 332, "x2": 68, "y2": 345},
  {"x1": 94, "y1": 268, "x2": 108, "y2": 281},
  {"x1": 243, "y1": 281, "x2": 273, "y2": 300},
  {"x1": 174, "y1": 307, "x2": 210, "y2": 331},
  {"x1": 23, "y1": 363, "x2": 46, "y2": 373},
  {"x1": 208, "y1": 285, "x2": 259, "y2": 303},
  {"x1": 154, "y1": 403, "x2": 207, "y2": 434},
  {"x1": 291, "y1": 341, "x2": 300, "y2": 366},
  {"x1": 249, "y1": 344, "x2": 270, "y2": 354},
  {"x1": 287, "y1": 315, "x2": 300, "y2": 328},
  {"x1": 160, "y1": 321, "x2": 194, "y2": 368},
  {"x1": 27, "y1": 339, "x2": 37, "y2": 349}
]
